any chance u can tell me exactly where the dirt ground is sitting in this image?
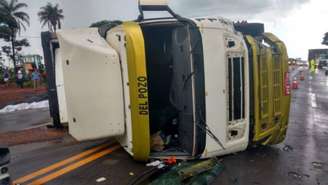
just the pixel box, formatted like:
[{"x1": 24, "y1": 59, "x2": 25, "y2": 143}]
[
  {"x1": 0, "y1": 84, "x2": 63, "y2": 147},
  {"x1": 0, "y1": 84, "x2": 47, "y2": 109}
]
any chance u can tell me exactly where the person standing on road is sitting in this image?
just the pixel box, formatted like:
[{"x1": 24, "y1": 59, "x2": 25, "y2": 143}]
[
  {"x1": 310, "y1": 59, "x2": 316, "y2": 75},
  {"x1": 16, "y1": 70, "x2": 24, "y2": 88},
  {"x1": 31, "y1": 69, "x2": 41, "y2": 89},
  {"x1": 3, "y1": 70, "x2": 10, "y2": 87}
]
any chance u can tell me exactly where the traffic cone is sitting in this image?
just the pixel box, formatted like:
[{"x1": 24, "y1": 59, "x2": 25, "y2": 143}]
[{"x1": 292, "y1": 77, "x2": 298, "y2": 89}]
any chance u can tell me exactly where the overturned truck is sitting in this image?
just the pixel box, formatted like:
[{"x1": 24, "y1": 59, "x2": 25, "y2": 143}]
[{"x1": 42, "y1": 1, "x2": 291, "y2": 161}]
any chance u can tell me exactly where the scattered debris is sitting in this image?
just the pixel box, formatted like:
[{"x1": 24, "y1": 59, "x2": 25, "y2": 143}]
[
  {"x1": 149, "y1": 158, "x2": 224, "y2": 185},
  {"x1": 287, "y1": 171, "x2": 302, "y2": 180},
  {"x1": 96, "y1": 177, "x2": 107, "y2": 183},
  {"x1": 164, "y1": 156, "x2": 177, "y2": 165},
  {"x1": 0, "y1": 100, "x2": 49, "y2": 114},
  {"x1": 157, "y1": 164, "x2": 166, "y2": 169},
  {"x1": 288, "y1": 171, "x2": 310, "y2": 181},
  {"x1": 150, "y1": 132, "x2": 165, "y2": 152},
  {"x1": 128, "y1": 167, "x2": 165, "y2": 185},
  {"x1": 146, "y1": 160, "x2": 166, "y2": 169},
  {"x1": 282, "y1": 144, "x2": 293, "y2": 152},
  {"x1": 146, "y1": 160, "x2": 162, "y2": 167},
  {"x1": 178, "y1": 159, "x2": 219, "y2": 180},
  {"x1": 303, "y1": 174, "x2": 310, "y2": 178},
  {"x1": 230, "y1": 177, "x2": 239, "y2": 184},
  {"x1": 312, "y1": 161, "x2": 325, "y2": 169}
]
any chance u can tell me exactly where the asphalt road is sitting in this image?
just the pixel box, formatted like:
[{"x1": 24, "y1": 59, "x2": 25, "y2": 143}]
[
  {"x1": 6, "y1": 68, "x2": 328, "y2": 185},
  {"x1": 215, "y1": 69, "x2": 328, "y2": 185},
  {"x1": 0, "y1": 108, "x2": 51, "y2": 133},
  {"x1": 9, "y1": 139, "x2": 148, "y2": 185}
]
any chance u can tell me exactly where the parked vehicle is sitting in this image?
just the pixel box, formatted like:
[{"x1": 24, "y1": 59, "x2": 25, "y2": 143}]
[
  {"x1": 318, "y1": 59, "x2": 328, "y2": 69},
  {"x1": 0, "y1": 147, "x2": 10, "y2": 185},
  {"x1": 42, "y1": 1, "x2": 290, "y2": 161}
]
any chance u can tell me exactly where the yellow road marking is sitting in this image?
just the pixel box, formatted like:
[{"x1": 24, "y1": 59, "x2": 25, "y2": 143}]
[
  {"x1": 28, "y1": 145, "x2": 121, "y2": 185},
  {"x1": 13, "y1": 143, "x2": 112, "y2": 185}
]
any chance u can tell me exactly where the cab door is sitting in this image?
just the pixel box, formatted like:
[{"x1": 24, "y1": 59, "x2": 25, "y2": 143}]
[{"x1": 57, "y1": 28, "x2": 125, "y2": 141}]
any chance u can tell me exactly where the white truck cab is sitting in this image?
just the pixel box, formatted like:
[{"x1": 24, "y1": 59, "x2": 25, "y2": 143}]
[
  {"x1": 192, "y1": 18, "x2": 249, "y2": 157},
  {"x1": 44, "y1": 1, "x2": 250, "y2": 161}
]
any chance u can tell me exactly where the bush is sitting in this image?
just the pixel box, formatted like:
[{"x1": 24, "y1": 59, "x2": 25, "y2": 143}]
[{"x1": 23, "y1": 80, "x2": 33, "y2": 88}]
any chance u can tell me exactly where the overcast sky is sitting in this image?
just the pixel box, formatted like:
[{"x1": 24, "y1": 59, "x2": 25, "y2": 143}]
[{"x1": 2, "y1": 0, "x2": 328, "y2": 61}]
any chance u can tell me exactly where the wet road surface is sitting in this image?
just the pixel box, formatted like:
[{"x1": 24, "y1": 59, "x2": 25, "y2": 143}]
[
  {"x1": 216, "y1": 69, "x2": 328, "y2": 185},
  {"x1": 0, "y1": 108, "x2": 50, "y2": 133},
  {"x1": 7, "y1": 68, "x2": 328, "y2": 185},
  {"x1": 9, "y1": 139, "x2": 148, "y2": 185}
]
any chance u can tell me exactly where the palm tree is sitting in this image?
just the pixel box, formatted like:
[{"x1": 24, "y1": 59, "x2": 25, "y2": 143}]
[
  {"x1": 90, "y1": 20, "x2": 122, "y2": 28},
  {"x1": 0, "y1": 0, "x2": 29, "y2": 72},
  {"x1": 38, "y1": 3, "x2": 64, "y2": 32}
]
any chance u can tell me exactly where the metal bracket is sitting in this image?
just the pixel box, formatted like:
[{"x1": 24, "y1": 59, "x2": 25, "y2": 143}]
[{"x1": 137, "y1": 0, "x2": 181, "y2": 21}]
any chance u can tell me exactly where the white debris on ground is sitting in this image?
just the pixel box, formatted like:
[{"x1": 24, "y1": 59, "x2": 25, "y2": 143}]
[
  {"x1": 146, "y1": 160, "x2": 166, "y2": 168},
  {"x1": 96, "y1": 177, "x2": 107, "y2": 183},
  {"x1": 0, "y1": 100, "x2": 49, "y2": 114},
  {"x1": 146, "y1": 160, "x2": 162, "y2": 167}
]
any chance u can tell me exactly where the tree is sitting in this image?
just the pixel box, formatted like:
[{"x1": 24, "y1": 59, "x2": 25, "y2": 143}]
[
  {"x1": 38, "y1": 3, "x2": 64, "y2": 32},
  {"x1": 322, "y1": 32, "x2": 328, "y2": 46},
  {"x1": 0, "y1": 0, "x2": 29, "y2": 73},
  {"x1": 1, "y1": 46, "x2": 11, "y2": 57},
  {"x1": 90, "y1": 20, "x2": 114, "y2": 28},
  {"x1": 1, "y1": 38, "x2": 29, "y2": 66},
  {"x1": 89, "y1": 20, "x2": 122, "y2": 30},
  {"x1": 0, "y1": 24, "x2": 11, "y2": 40},
  {"x1": 14, "y1": 38, "x2": 29, "y2": 47}
]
